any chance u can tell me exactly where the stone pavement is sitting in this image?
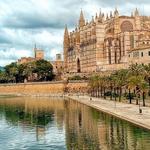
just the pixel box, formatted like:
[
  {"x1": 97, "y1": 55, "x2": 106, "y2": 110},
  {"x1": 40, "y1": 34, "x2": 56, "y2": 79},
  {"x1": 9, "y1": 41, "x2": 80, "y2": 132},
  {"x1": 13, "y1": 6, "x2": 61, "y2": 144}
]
[{"x1": 67, "y1": 95, "x2": 150, "y2": 130}]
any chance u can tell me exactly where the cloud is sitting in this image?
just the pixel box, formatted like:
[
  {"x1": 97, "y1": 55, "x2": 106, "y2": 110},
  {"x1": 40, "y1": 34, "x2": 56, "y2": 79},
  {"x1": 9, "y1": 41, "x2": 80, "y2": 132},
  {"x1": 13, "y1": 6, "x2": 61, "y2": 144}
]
[
  {"x1": 0, "y1": 48, "x2": 32, "y2": 66},
  {"x1": 0, "y1": 0, "x2": 150, "y2": 66}
]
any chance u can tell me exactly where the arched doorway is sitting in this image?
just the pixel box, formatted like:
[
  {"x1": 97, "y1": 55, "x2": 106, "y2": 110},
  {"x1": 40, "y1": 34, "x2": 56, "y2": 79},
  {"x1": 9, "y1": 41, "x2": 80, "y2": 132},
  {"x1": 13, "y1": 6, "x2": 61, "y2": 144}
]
[{"x1": 77, "y1": 58, "x2": 81, "y2": 73}]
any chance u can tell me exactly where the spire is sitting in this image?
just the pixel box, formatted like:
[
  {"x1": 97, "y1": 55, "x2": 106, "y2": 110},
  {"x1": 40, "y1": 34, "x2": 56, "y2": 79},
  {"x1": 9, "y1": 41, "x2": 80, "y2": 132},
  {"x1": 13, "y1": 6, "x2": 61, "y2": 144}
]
[
  {"x1": 106, "y1": 14, "x2": 109, "y2": 20},
  {"x1": 75, "y1": 26, "x2": 78, "y2": 32},
  {"x1": 80, "y1": 9, "x2": 84, "y2": 20},
  {"x1": 34, "y1": 43, "x2": 37, "y2": 58},
  {"x1": 102, "y1": 13, "x2": 104, "y2": 18},
  {"x1": 86, "y1": 19, "x2": 88, "y2": 25},
  {"x1": 99, "y1": 9, "x2": 102, "y2": 18},
  {"x1": 98, "y1": 10, "x2": 102, "y2": 21},
  {"x1": 114, "y1": 8, "x2": 119, "y2": 17},
  {"x1": 34, "y1": 43, "x2": 37, "y2": 50},
  {"x1": 92, "y1": 16, "x2": 94, "y2": 23},
  {"x1": 64, "y1": 25, "x2": 69, "y2": 45},
  {"x1": 110, "y1": 11, "x2": 113, "y2": 18},
  {"x1": 79, "y1": 9, "x2": 85, "y2": 27},
  {"x1": 95, "y1": 13, "x2": 98, "y2": 20},
  {"x1": 64, "y1": 25, "x2": 69, "y2": 46},
  {"x1": 135, "y1": 8, "x2": 139, "y2": 16},
  {"x1": 64, "y1": 25, "x2": 69, "y2": 37}
]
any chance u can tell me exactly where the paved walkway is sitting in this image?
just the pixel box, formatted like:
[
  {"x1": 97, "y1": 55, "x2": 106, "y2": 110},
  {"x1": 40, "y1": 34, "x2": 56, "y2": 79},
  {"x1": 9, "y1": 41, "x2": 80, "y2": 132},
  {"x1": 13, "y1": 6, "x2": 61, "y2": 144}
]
[{"x1": 67, "y1": 95, "x2": 150, "y2": 130}]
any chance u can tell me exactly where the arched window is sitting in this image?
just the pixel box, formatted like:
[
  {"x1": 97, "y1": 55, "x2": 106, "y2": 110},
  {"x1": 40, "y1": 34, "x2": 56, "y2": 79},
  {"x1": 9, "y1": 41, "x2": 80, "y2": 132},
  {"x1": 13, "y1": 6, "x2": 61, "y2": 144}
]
[{"x1": 121, "y1": 21, "x2": 133, "y2": 32}]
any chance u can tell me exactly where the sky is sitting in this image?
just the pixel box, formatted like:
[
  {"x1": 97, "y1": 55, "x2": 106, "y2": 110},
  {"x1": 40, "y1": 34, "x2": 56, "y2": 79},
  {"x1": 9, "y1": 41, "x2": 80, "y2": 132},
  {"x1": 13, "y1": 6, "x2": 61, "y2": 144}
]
[{"x1": 0, "y1": 0, "x2": 149, "y2": 66}]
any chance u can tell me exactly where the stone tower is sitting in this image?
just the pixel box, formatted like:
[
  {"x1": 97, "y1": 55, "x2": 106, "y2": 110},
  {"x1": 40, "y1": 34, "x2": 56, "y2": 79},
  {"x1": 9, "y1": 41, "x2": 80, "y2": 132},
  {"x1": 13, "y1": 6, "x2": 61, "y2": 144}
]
[
  {"x1": 33, "y1": 44, "x2": 44, "y2": 60},
  {"x1": 63, "y1": 25, "x2": 69, "y2": 72}
]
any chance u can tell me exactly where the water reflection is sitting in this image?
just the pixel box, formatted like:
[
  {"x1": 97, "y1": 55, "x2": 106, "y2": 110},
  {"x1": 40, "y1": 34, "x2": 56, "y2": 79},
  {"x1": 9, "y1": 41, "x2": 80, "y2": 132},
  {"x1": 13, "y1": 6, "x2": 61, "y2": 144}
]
[{"x1": 0, "y1": 97, "x2": 150, "y2": 150}]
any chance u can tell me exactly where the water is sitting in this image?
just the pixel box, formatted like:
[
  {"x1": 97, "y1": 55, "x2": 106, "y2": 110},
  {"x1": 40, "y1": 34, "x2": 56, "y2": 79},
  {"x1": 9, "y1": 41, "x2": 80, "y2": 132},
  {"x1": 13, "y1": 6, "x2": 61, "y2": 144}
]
[{"x1": 0, "y1": 97, "x2": 150, "y2": 150}]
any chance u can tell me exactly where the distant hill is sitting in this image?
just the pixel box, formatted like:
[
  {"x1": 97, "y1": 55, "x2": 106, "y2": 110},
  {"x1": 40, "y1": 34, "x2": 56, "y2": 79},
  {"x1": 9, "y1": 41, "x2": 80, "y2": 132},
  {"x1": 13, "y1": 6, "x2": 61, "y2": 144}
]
[{"x1": 0, "y1": 66, "x2": 4, "y2": 71}]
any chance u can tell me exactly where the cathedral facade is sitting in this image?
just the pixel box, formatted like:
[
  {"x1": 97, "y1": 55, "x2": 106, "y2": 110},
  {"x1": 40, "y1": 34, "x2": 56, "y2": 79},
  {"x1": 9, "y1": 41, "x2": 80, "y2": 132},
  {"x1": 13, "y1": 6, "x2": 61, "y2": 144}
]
[{"x1": 64, "y1": 8, "x2": 150, "y2": 73}]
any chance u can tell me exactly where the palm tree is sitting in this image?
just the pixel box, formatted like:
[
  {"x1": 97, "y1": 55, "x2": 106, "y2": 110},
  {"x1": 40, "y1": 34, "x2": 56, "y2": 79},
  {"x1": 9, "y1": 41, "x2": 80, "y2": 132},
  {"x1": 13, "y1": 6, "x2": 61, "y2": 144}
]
[
  {"x1": 143, "y1": 64, "x2": 150, "y2": 96},
  {"x1": 112, "y1": 69, "x2": 128, "y2": 102},
  {"x1": 89, "y1": 75, "x2": 99, "y2": 97},
  {"x1": 128, "y1": 75, "x2": 145, "y2": 105},
  {"x1": 106, "y1": 76, "x2": 113, "y2": 100},
  {"x1": 127, "y1": 64, "x2": 146, "y2": 105},
  {"x1": 140, "y1": 80, "x2": 149, "y2": 107},
  {"x1": 101, "y1": 76, "x2": 109, "y2": 99},
  {"x1": 129, "y1": 63, "x2": 146, "y2": 77}
]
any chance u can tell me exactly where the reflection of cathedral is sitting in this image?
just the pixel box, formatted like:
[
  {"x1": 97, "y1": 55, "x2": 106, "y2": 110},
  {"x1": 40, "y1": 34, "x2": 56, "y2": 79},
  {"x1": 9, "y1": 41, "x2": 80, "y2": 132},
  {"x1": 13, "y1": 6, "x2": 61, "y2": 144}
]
[
  {"x1": 64, "y1": 8, "x2": 150, "y2": 73},
  {"x1": 0, "y1": 98, "x2": 150, "y2": 149}
]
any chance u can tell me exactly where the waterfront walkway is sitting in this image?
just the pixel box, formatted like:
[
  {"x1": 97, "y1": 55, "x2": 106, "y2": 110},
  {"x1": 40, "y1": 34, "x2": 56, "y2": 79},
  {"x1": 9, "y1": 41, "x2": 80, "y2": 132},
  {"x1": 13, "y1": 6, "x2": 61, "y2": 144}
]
[{"x1": 68, "y1": 95, "x2": 150, "y2": 130}]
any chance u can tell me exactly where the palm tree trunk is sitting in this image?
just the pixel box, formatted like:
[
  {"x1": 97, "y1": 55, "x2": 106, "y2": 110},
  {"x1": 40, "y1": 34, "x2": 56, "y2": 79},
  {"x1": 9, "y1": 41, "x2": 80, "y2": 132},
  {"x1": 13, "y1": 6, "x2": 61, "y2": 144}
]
[
  {"x1": 110, "y1": 86, "x2": 113, "y2": 100},
  {"x1": 142, "y1": 92, "x2": 146, "y2": 107},
  {"x1": 101, "y1": 86, "x2": 102, "y2": 97},
  {"x1": 97, "y1": 88, "x2": 98, "y2": 97},
  {"x1": 129, "y1": 89, "x2": 132, "y2": 104},
  {"x1": 104, "y1": 87, "x2": 106, "y2": 99},
  {"x1": 98, "y1": 86, "x2": 100, "y2": 97},
  {"x1": 119, "y1": 87, "x2": 122, "y2": 102},
  {"x1": 148, "y1": 78, "x2": 150, "y2": 96},
  {"x1": 136, "y1": 97, "x2": 138, "y2": 105},
  {"x1": 114, "y1": 88, "x2": 116, "y2": 101}
]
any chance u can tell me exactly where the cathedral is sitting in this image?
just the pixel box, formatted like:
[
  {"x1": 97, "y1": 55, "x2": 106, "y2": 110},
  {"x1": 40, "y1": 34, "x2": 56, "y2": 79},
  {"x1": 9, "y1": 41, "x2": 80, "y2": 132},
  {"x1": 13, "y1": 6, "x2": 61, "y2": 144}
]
[{"x1": 64, "y1": 8, "x2": 150, "y2": 73}]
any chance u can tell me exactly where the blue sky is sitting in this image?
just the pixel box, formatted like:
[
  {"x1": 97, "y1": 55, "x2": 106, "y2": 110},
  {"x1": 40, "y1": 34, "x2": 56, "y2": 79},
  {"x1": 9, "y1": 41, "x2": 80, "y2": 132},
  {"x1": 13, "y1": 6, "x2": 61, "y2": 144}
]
[{"x1": 0, "y1": 0, "x2": 149, "y2": 66}]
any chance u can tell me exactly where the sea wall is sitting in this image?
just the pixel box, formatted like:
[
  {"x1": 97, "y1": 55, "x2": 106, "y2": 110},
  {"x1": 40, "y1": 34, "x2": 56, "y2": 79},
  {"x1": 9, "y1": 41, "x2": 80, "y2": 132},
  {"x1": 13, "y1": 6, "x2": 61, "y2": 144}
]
[{"x1": 0, "y1": 81, "x2": 88, "y2": 96}]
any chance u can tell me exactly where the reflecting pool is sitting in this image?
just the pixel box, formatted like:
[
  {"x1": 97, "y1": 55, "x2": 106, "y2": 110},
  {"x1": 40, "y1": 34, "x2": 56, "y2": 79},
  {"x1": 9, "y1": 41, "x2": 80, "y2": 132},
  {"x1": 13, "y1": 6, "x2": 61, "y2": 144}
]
[{"x1": 0, "y1": 97, "x2": 150, "y2": 150}]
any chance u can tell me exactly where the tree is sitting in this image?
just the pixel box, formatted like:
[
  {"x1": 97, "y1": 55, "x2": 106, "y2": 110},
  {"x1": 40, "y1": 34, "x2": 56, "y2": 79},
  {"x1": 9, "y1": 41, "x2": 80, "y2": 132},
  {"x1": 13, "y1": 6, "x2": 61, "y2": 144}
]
[
  {"x1": 139, "y1": 80, "x2": 149, "y2": 107},
  {"x1": 127, "y1": 64, "x2": 148, "y2": 105},
  {"x1": 4, "y1": 62, "x2": 19, "y2": 83},
  {"x1": 0, "y1": 71, "x2": 9, "y2": 83},
  {"x1": 34, "y1": 60, "x2": 54, "y2": 81},
  {"x1": 111, "y1": 69, "x2": 128, "y2": 102},
  {"x1": 143, "y1": 64, "x2": 150, "y2": 96},
  {"x1": 89, "y1": 75, "x2": 99, "y2": 97},
  {"x1": 127, "y1": 75, "x2": 146, "y2": 105}
]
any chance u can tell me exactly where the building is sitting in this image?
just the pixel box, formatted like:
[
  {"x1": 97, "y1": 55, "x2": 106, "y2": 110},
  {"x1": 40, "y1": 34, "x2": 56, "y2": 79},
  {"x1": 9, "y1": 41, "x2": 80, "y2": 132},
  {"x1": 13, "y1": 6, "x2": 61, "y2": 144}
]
[
  {"x1": 34, "y1": 45, "x2": 44, "y2": 60},
  {"x1": 51, "y1": 54, "x2": 64, "y2": 75},
  {"x1": 128, "y1": 46, "x2": 150, "y2": 65},
  {"x1": 18, "y1": 57, "x2": 35, "y2": 64},
  {"x1": 18, "y1": 45, "x2": 44, "y2": 64},
  {"x1": 64, "y1": 8, "x2": 150, "y2": 73}
]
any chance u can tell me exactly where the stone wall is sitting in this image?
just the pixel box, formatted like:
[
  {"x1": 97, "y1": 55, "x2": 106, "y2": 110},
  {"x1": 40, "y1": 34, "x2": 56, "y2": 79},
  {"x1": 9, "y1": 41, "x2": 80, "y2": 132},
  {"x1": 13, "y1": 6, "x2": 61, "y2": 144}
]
[
  {"x1": 0, "y1": 81, "x2": 88, "y2": 96},
  {"x1": 66, "y1": 81, "x2": 88, "y2": 94}
]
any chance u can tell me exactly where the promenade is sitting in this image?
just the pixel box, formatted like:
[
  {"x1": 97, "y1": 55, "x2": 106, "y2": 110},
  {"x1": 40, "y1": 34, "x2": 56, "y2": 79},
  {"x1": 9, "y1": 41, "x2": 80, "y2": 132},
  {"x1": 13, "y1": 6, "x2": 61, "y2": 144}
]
[{"x1": 68, "y1": 95, "x2": 150, "y2": 130}]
